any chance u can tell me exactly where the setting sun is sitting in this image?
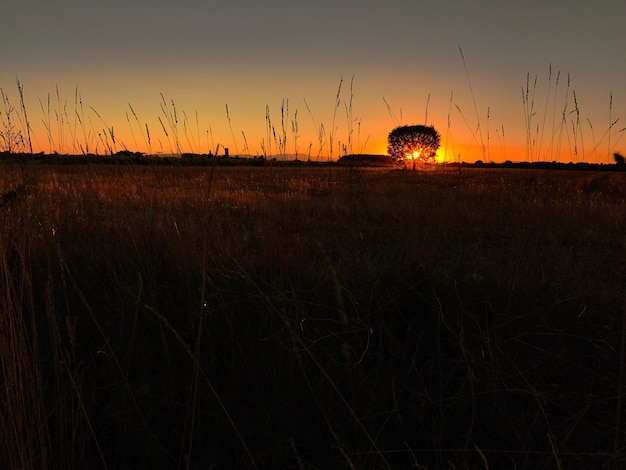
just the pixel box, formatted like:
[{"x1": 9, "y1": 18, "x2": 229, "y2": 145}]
[
  {"x1": 406, "y1": 150, "x2": 421, "y2": 160},
  {"x1": 404, "y1": 149, "x2": 446, "y2": 163}
]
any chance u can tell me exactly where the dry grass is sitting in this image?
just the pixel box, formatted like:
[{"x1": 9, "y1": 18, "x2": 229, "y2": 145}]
[{"x1": 1, "y1": 163, "x2": 625, "y2": 469}]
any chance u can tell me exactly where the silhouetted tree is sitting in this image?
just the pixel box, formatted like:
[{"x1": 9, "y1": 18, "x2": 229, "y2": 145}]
[
  {"x1": 387, "y1": 125, "x2": 441, "y2": 170},
  {"x1": 614, "y1": 152, "x2": 625, "y2": 166}
]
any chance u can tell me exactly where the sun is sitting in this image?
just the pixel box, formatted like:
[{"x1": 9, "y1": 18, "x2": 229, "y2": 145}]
[
  {"x1": 403, "y1": 148, "x2": 447, "y2": 164},
  {"x1": 405, "y1": 150, "x2": 421, "y2": 161}
]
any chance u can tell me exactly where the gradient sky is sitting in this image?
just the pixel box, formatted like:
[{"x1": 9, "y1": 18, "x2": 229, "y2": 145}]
[{"x1": 1, "y1": 0, "x2": 624, "y2": 162}]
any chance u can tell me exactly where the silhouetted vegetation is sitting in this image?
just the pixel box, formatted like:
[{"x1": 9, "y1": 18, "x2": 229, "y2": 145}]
[
  {"x1": 336, "y1": 154, "x2": 395, "y2": 166},
  {"x1": 1, "y1": 164, "x2": 626, "y2": 468},
  {"x1": 615, "y1": 152, "x2": 625, "y2": 165},
  {"x1": 387, "y1": 125, "x2": 441, "y2": 169}
]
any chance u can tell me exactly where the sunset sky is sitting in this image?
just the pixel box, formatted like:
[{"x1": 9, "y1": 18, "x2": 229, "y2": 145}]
[{"x1": 1, "y1": 0, "x2": 625, "y2": 162}]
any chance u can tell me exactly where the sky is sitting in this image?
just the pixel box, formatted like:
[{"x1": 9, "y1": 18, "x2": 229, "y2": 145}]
[{"x1": 1, "y1": 0, "x2": 625, "y2": 162}]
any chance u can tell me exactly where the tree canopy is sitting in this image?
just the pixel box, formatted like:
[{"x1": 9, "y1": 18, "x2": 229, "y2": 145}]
[{"x1": 387, "y1": 125, "x2": 441, "y2": 169}]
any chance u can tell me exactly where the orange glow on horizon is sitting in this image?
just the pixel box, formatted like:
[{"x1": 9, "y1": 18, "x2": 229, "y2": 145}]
[
  {"x1": 13, "y1": 115, "x2": 601, "y2": 164},
  {"x1": 0, "y1": 79, "x2": 621, "y2": 165}
]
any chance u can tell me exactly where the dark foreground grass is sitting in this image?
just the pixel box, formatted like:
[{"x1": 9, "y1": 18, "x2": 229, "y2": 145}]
[{"x1": 1, "y1": 163, "x2": 625, "y2": 469}]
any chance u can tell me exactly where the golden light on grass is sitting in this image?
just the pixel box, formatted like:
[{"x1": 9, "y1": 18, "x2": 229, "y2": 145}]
[{"x1": 2, "y1": 165, "x2": 626, "y2": 467}]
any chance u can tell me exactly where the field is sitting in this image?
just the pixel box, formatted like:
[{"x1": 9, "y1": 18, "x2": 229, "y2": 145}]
[{"x1": 1, "y1": 162, "x2": 625, "y2": 469}]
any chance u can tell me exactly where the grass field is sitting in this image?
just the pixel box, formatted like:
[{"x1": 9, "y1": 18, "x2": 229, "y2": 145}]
[{"x1": 1, "y1": 162, "x2": 625, "y2": 469}]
